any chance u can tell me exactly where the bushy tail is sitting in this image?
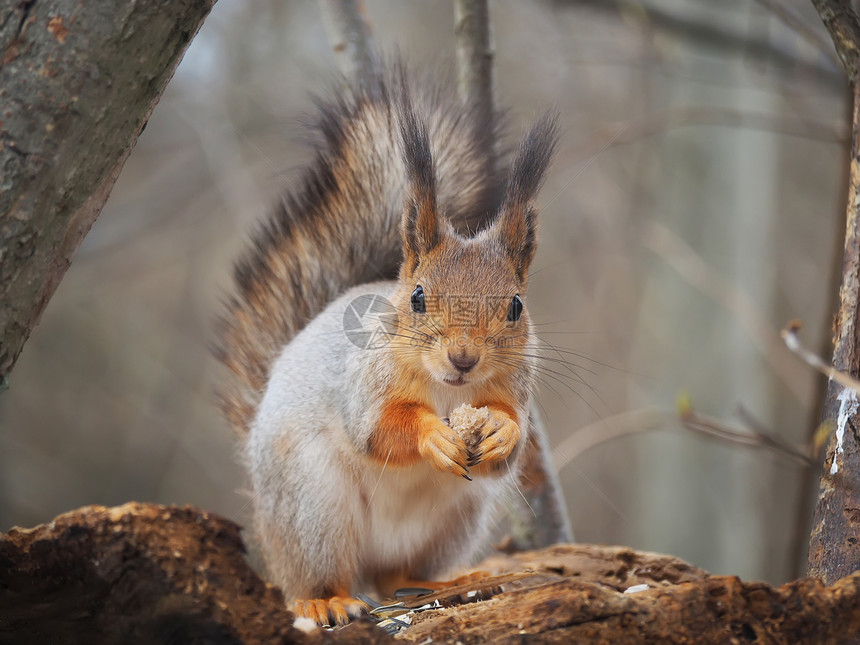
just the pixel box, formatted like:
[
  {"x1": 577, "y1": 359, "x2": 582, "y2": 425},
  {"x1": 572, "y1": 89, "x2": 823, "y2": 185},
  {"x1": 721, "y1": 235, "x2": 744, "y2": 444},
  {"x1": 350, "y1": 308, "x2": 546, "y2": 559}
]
[{"x1": 214, "y1": 67, "x2": 505, "y2": 435}]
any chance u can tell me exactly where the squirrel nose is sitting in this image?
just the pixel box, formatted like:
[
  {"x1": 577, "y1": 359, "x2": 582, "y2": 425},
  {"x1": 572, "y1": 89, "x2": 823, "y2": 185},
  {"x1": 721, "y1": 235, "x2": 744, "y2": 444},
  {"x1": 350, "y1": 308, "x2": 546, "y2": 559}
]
[{"x1": 448, "y1": 352, "x2": 479, "y2": 373}]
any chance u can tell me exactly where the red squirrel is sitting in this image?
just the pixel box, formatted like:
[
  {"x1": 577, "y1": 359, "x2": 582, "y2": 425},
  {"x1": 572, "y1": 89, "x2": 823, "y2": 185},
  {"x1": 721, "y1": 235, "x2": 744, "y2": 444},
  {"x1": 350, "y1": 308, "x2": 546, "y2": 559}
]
[{"x1": 215, "y1": 67, "x2": 558, "y2": 626}]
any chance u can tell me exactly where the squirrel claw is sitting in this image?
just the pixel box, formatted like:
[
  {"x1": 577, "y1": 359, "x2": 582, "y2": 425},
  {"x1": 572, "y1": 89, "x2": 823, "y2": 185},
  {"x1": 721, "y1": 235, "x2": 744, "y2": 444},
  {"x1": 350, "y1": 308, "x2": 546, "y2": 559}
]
[
  {"x1": 469, "y1": 409, "x2": 520, "y2": 474},
  {"x1": 418, "y1": 422, "x2": 470, "y2": 478},
  {"x1": 293, "y1": 596, "x2": 368, "y2": 626}
]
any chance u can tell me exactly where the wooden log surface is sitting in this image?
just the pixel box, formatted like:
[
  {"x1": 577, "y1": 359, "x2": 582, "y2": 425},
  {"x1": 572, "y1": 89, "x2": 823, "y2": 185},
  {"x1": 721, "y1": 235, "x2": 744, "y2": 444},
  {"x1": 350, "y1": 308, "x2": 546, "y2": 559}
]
[
  {"x1": 3, "y1": 503, "x2": 860, "y2": 644},
  {"x1": 0, "y1": 503, "x2": 302, "y2": 644}
]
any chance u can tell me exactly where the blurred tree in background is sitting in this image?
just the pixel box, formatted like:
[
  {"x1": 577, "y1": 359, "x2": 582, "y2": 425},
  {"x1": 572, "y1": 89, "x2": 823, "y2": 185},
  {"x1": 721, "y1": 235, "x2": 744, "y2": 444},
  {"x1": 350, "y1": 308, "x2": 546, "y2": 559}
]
[{"x1": 0, "y1": 0, "x2": 846, "y2": 584}]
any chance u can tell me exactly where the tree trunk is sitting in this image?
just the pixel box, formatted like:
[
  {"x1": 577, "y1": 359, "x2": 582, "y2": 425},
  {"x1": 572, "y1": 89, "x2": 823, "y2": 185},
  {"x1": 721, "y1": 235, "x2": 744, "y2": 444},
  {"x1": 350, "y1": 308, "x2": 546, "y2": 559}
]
[
  {"x1": 0, "y1": 0, "x2": 216, "y2": 387},
  {"x1": 807, "y1": 79, "x2": 860, "y2": 586},
  {"x1": 807, "y1": 4, "x2": 860, "y2": 603}
]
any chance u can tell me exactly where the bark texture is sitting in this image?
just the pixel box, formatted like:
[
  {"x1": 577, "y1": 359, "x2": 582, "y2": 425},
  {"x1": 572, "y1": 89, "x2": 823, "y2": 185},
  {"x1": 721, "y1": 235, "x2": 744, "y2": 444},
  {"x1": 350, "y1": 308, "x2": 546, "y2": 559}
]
[
  {"x1": 0, "y1": 0, "x2": 216, "y2": 387},
  {"x1": 811, "y1": 0, "x2": 860, "y2": 83},
  {"x1": 808, "y1": 2, "x2": 860, "y2": 597},
  {"x1": 4, "y1": 502, "x2": 860, "y2": 644},
  {"x1": 400, "y1": 567, "x2": 860, "y2": 644},
  {"x1": 0, "y1": 503, "x2": 303, "y2": 644}
]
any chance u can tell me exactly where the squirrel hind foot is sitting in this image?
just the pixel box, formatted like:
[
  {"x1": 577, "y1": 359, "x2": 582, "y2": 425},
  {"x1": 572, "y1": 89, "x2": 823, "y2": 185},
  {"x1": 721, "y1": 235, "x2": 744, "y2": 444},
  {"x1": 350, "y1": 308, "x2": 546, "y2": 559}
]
[{"x1": 292, "y1": 595, "x2": 368, "y2": 627}]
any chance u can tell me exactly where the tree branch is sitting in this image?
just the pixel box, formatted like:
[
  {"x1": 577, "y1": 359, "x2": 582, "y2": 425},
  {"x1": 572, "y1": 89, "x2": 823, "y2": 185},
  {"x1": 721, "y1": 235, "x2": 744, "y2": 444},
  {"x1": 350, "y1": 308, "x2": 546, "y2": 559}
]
[
  {"x1": 811, "y1": 0, "x2": 860, "y2": 82},
  {"x1": 318, "y1": 0, "x2": 379, "y2": 85},
  {"x1": 453, "y1": 0, "x2": 498, "y2": 222},
  {"x1": 0, "y1": 0, "x2": 216, "y2": 388},
  {"x1": 454, "y1": 0, "x2": 495, "y2": 132}
]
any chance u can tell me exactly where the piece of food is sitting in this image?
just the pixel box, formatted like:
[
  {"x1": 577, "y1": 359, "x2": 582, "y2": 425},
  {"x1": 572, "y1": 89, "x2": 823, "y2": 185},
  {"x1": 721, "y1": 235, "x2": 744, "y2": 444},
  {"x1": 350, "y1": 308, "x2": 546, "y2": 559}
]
[{"x1": 448, "y1": 403, "x2": 490, "y2": 452}]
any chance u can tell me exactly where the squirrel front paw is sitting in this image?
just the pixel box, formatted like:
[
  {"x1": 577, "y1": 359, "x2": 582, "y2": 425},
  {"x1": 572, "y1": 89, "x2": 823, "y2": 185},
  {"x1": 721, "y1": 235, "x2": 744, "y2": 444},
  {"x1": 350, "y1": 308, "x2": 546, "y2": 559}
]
[
  {"x1": 418, "y1": 420, "x2": 471, "y2": 480},
  {"x1": 467, "y1": 408, "x2": 520, "y2": 475}
]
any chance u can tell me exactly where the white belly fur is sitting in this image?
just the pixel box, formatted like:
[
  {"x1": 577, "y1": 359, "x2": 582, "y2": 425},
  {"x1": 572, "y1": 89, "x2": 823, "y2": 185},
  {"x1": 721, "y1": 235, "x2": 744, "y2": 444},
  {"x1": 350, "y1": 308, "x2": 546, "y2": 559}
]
[
  {"x1": 358, "y1": 382, "x2": 509, "y2": 576},
  {"x1": 359, "y1": 458, "x2": 506, "y2": 574}
]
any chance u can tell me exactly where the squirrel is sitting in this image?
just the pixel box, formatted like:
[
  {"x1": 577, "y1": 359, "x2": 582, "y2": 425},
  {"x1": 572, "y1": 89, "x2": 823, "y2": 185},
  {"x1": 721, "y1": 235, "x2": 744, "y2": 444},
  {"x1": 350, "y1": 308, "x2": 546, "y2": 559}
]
[{"x1": 214, "y1": 66, "x2": 558, "y2": 626}]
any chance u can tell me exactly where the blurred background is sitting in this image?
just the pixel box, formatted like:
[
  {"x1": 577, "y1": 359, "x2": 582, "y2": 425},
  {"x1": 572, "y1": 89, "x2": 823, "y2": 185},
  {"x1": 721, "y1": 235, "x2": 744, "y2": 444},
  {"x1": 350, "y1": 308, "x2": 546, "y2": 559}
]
[{"x1": 0, "y1": 0, "x2": 848, "y2": 585}]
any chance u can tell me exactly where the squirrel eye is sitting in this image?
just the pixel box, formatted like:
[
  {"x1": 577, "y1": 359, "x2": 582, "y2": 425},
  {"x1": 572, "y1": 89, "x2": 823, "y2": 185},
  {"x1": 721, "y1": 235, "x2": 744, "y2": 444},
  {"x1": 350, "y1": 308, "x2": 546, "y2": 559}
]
[
  {"x1": 411, "y1": 285, "x2": 426, "y2": 313},
  {"x1": 507, "y1": 294, "x2": 523, "y2": 322}
]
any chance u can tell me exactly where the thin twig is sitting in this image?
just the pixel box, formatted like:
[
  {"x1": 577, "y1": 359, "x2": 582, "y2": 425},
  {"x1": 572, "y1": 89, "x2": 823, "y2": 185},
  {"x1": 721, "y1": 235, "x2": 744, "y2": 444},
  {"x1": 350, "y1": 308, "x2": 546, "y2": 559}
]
[
  {"x1": 643, "y1": 219, "x2": 810, "y2": 405},
  {"x1": 781, "y1": 321, "x2": 860, "y2": 395},
  {"x1": 551, "y1": 409, "x2": 668, "y2": 472},
  {"x1": 552, "y1": 404, "x2": 812, "y2": 473},
  {"x1": 679, "y1": 406, "x2": 813, "y2": 467}
]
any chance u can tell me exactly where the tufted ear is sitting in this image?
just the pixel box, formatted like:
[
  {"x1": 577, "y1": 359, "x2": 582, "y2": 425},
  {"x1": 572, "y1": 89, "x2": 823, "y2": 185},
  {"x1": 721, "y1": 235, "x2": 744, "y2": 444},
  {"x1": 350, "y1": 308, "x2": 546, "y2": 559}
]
[
  {"x1": 493, "y1": 112, "x2": 559, "y2": 283},
  {"x1": 400, "y1": 105, "x2": 442, "y2": 277}
]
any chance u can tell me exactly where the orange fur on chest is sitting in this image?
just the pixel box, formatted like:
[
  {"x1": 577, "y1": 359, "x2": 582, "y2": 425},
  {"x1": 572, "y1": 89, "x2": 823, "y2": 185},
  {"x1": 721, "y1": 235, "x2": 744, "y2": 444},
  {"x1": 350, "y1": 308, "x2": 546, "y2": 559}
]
[
  {"x1": 368, "y1": 399, "x2": 434, "y2": 466},
  {"x1": 367, "y1": 374, "x2": 522, "y2": 467}
]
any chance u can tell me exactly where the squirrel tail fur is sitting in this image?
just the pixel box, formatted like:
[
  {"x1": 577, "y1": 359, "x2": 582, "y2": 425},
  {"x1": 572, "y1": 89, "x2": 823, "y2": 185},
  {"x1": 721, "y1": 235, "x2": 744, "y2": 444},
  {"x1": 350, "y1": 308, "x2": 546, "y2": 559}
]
[{"x1": 214, "y1": 66, "x2": 507, "y2": 435}]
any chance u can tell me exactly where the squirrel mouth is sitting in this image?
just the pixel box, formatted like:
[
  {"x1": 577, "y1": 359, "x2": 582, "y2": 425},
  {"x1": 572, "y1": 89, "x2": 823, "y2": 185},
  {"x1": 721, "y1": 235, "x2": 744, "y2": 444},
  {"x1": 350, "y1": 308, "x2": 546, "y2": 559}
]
[{"x1": 443, "y1": 376, "x2": 467, "y2": 386}]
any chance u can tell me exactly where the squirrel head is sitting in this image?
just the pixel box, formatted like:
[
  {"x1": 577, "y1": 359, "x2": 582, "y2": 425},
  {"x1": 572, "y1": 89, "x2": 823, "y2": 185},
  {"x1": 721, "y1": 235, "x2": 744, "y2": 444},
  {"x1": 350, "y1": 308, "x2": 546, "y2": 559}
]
[{"x1": 391, "y1": 108, "x2": 559, "y2": 388}]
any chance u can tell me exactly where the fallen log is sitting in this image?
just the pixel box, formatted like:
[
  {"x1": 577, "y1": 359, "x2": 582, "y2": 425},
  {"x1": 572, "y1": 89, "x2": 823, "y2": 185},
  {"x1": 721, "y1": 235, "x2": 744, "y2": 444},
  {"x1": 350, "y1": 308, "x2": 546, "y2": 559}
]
[{"x1": 2, "y1": 503, "x2": 859, "y2": 644}]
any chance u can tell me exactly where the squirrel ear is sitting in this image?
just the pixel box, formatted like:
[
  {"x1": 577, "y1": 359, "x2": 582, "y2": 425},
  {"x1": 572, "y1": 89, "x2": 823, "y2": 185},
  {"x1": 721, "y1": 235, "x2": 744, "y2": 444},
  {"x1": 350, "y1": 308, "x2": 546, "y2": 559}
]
[
  {"x1": 495, "y1": 112, "x2": 559, "y2": 283},
  {"x1": 400, "y1": 105, "x2": 441, "y2": 276}
]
